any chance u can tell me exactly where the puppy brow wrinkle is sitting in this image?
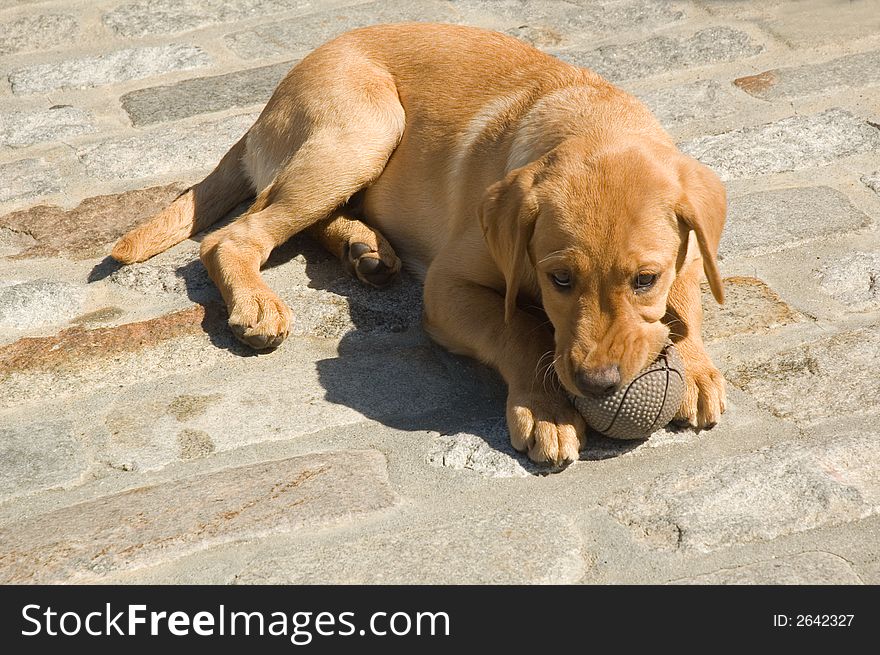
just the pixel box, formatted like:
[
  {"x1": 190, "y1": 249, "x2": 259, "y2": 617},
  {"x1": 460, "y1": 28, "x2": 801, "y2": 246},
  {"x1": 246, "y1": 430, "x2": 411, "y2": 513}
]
[{"x1": 537, "y1": 250, "x2": 568, "y2": 265}]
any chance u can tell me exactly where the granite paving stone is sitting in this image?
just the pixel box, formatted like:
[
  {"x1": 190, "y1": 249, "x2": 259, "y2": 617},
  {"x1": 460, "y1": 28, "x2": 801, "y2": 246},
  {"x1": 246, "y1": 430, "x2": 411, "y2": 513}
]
[
  {"x1": 103, "y1": 0, "x2": 351, "y2": 38},
  {"x1": 0, "y1": 451, "x2": 396, "y2": 583},
  {"x1": 121, "y1": 62, "x2": 293, "y2": 126},
  {"x1": 0, "y1": 106, "x2": 97, "y2": 149},
  {"x1": 757, "y1": 0, "x2": 880, "y2": 48},
  {"x1": 450, "y1": 0, "x2": 684, "y2": 47},
  {"x1": 672, "y1": 552, "x2": 864, "y2": 584},
  {"x1": 634, "y1": 80, "x2": 751, "y2": 126},
  {"x1": 0, "y1": 183, "x2": 187, "y2": 260},
  {"x1": 700, "y1": 277, "x2": 805, "y2": 341},
  {"x1": 0, "y1": 13, "x2": 78, "y2": 57},
  {"x1": 815, "y1": 252, "x2": 880, "y2": 311},
  {"x1": 235, "y1": 511, "x2": 586, "y2": 584},
  {"x1": 0, "y1": 305, "x2": 224, "y2": 409},
  {"x1": 0, "y1": 227, "x2": 36, "y2": 257},
  {"x1": 224, "y1": 0, "x2": 459, "y2": 59},
  {"x1": 605, "y1": 433, "x2": 880, "y2": 553},
  {"x1": 89, "y1": 353, "x2": 373, "y2": 473},
  {"x1": 733, "y1": 50, "x2": 880, "y2": 100},
  {"x1": 0, "y1": 279, "x2": 89, "y2": 330},
  {"x1": 720, "y1": 186, "x2": 873, "y2": 258},
  {"x1": 427, "y1": 417, "x2": 533, "y2": 478},
  {"x1": 108, "y1": 256, "x2": 215, "y2": 299},
  {"x1": 726, "y1": 327, "x2": 880, "y2": 424},
  {"x1": 0, "y1": 420, "x2": 88, "y2": 502},
  {"x1": 77, "y1": 113, "x2": 255, "y2": 180},
  {"x1": 556, "y1": 27, "x2": 764, "y2": 82},
  {"x1": 681, "y1": 109, "x2": 880, "y2": 180},
  {"x1": 0, "y1": 159, "x2": 61, "y2": 204},
  {"x1": 8, "y1": 44, "x2": 212, "y2": 95}
]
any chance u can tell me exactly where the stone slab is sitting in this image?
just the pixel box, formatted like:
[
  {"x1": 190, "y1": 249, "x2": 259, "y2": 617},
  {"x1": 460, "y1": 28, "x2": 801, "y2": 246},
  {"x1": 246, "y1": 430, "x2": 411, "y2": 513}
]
[
  {"x1": 734, "y1": 50, "x2": 880, "y2": 100},
  {"x1": 672, "y1": 552, "x2": 863, "y2": 584},
  {"x1": 605, "y1": 433, "x2": 880, "y2": 553},
  {"x1": 426, "y1": 415, "x2": 652, "y2": 476},
  {"x1": 224, "y1": 0, "x2": 459, "y2": 59},
  {"x1": 108, "y1": 255, "x2": 216, "y2": 299},
  {"x1": 681, "y1": 109, "x2": 880, "y2": 180},
  {"x1": 0, "y1": 279, "x2": 89, "y2": 330},
  {"x1": 815, "y1": 251, "x2": 880, "y2": 311},
  {"x1": 286, "y1": 280, "x2": 422, "y2": 339},
  {"x1": 121, "y1": 62, "x2": 293, "y2": 126},
  {"x1": 701, "y1": 277, "x2": 804, "y2": 342},
  {"x1": 0, "y1": 13, "x2": 78, "y2": 56},
  {"x1": 103, "y1": 0, "x2": 349, "y2": 37},
  {"x1": 635, "y1": 80, "x2": 749, "y2": 126},
  {"x1": 77, "y1": 112, "x2": 255, "y2": 180},
  {"x1": 0, "y1": 159, "x2": 61, "y2": 204},
  {"x1": 0, "y1": 183, "x2": 187, "y2": 260},
  {"x1": 9, "y1": 44, "x2": 211, "y2": 95},
  {"x1": 451, "y1": 0, "x2": 684, "y2": 48},
  {"x1": 720, "y1": 186, "x2": 872, "y2": 258},
  {"x1": 235, "y1": 511, "x2": 585, "y2": 584},
  {"x1": 726, "y1": 327, "x2": 880, "y2": 424},
  {"x1": 0, "y1": 306, "x2": 223, "y2": 410},
  {"x1": 556, "y1": 27, "x2": 763, "y2": 82},
  {"x1": 89, "y1": 348, "x2": 365, "y2": 473},
  {"x1": 760, "y1": 0, "x2": 880, "y2": 48},
  {"x1": 427, "y1": 417, "x2": 533, "y2": 478},
  {"x1": 0, "y1": 450, "x2": 395, "y2": 583},
  {"x1": 863, "y1": 171, "x2": 880, "y2": 195},
  {"x1": 0, "y1": 304, "x2": 212, "y2": 374},
  {"x1": 0, "y1": 420, "x2": 87, "y2": 502},
  {"x1": 0, "y1": 105, "x2": 97, "y2": 149}
]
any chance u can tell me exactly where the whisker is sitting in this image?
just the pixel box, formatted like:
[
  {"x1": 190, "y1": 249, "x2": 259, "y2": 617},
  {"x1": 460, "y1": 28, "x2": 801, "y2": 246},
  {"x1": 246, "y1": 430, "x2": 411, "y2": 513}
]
[
  {"x1": 534, "y1": 349, "x2": 555, "y2": 385},
  {"x1": 534, "y1": 349, "x2": 553, "y2": 374},
  {"x1": 542, "y1": 354, "x2": 562, "y2": 393}
]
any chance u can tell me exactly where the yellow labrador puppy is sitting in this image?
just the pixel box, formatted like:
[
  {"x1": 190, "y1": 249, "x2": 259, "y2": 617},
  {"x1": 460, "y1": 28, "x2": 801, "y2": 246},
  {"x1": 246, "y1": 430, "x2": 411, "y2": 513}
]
[{"x1": 112, "y1": 23, "x2": 727, "y2": 466}]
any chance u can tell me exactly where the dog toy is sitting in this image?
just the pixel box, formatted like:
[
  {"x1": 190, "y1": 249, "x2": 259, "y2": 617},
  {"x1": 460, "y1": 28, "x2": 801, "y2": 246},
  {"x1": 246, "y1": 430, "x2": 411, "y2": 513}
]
[{"x1": 571, "y1": 343, "x2": 685, "y2": 440}]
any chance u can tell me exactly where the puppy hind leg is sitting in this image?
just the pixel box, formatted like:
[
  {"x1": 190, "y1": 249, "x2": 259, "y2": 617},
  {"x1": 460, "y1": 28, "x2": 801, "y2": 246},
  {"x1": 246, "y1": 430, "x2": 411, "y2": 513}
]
[
  {"x1": 199, "y1": 48, "x2": 406, "y2": 349},
  {"x1": 201, "y1": 127, "x2": 402, "y2": 349},
  {"x1": 307, "y1": 212, "x2": 401, "y2": 288}
]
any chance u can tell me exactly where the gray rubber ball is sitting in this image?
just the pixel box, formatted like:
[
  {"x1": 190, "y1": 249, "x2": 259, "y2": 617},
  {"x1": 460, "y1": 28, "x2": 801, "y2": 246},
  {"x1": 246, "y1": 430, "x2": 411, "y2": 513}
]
[{"x1": 571, "y1": 343, "x2": 685, "y2": 440}]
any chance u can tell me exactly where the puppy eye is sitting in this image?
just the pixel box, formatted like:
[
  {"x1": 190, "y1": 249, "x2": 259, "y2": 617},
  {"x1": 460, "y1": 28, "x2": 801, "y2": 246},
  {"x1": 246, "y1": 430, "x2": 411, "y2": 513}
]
[
  {"x1": 550, "y1": 271, "x2": 572, "y2": 289},
  {"x1": 634, "y1": 271, "x2": 658, "y2": 292}
]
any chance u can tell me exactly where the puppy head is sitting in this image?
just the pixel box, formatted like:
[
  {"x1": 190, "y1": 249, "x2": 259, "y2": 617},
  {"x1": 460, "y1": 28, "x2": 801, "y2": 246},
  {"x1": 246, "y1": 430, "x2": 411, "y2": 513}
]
[{"x1": 479, "y1": 140, "x2": 726, "y2": 397}]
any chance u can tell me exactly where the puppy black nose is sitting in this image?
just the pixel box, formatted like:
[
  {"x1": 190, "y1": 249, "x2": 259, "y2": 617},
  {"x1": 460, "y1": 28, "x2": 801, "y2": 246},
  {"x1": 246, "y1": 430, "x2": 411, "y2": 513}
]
[{"x1": 575, "y1": 365, "x2": 621, "y2": 396}]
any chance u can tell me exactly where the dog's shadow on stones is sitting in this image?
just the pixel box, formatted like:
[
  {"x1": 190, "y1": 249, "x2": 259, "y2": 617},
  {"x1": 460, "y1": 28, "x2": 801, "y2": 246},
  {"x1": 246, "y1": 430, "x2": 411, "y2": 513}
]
[
  {"x1": 286, "y1": 237, "x2": 643, "y2": 472},
  {"x1": 89, "y1": 214, "x2": 643, "y2": 471}
]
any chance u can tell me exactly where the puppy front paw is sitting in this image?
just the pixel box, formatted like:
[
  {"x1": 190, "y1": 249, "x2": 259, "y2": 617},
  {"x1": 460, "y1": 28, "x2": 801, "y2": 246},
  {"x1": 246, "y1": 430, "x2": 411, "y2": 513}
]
[
  {"x1": 227, "y1": 290, "x2": 292, "y2": 350},
  {"x1": 507, "y1": 390, "x2": 587, "y2": 466},
  {"x1": 676, "y1": 361, "x2": 726, "y2": 429}
]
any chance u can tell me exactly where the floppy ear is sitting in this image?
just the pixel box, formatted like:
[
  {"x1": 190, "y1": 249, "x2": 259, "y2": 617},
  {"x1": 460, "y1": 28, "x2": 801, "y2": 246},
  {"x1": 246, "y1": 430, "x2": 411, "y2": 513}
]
[
  {"x1": 675, "y1": 155, "x2": 727, "y2": 304},
  {"x1": 479, "y1": 162, "x2": 541, "y2": 323}
]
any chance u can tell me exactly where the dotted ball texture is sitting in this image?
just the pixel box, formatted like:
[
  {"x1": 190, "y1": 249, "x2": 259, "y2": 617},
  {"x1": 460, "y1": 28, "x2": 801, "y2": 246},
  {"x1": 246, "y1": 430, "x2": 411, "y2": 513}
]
[{"x1": 571, "y1": 344, "x2": 685, "y2": 440}]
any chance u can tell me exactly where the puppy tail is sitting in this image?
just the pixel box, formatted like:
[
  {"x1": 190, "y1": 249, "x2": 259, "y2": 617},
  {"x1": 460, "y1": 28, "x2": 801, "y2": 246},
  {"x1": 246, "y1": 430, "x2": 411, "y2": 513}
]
[{"x1": 111, "y1": 134, "x2": 253, "y2": 264}]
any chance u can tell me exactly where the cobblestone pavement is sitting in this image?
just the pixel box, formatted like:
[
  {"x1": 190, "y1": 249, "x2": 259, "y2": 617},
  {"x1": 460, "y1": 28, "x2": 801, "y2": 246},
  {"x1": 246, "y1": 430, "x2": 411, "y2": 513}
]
[{"x1": 1, "y1": 0, "x2": 879, "y2": 584}]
